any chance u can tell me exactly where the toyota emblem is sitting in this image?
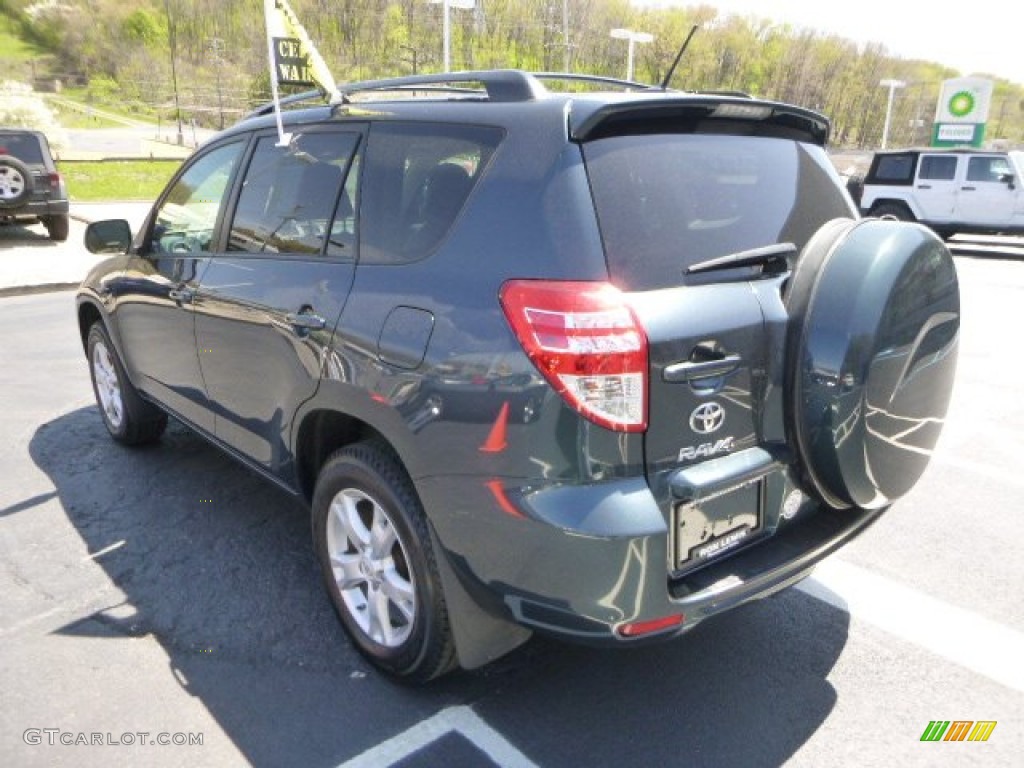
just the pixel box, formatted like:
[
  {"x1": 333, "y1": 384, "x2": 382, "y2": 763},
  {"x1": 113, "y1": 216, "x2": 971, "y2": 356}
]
[{"x1": 689, "y1": 402, "x2": 725, "y2": 434}]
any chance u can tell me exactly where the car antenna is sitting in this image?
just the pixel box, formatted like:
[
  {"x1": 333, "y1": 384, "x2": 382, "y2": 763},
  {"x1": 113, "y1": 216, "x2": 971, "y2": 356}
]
[{"x1": 659, "y1": 25, "x2": 699, "y2": 91}]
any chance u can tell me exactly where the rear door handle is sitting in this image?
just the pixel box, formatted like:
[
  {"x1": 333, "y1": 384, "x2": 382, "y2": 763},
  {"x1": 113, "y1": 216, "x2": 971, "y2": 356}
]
[
  {"x1": 664, "y1": 355, "x2": 742, "y2": 383},
  {"x1": 961, "y1": 186, "x2": 976, "y2": 191},
  {"x1": 286, "y1": 311, "x2": 326, "y2": 331},
  {"x1": 917, "y1": 184, "x2": 932, "y2": 189},
  {"x1": 168, "y1": 287, "x2": 194, "y2": 303}
]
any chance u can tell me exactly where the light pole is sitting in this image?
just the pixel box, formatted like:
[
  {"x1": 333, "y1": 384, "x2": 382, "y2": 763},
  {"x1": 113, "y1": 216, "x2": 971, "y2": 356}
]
[
  {"x1": 879, "y1": 78, "x2": 906, "y2": 150},
  {"x1": 610, "y1": 28, "x2": 653, "y2": 82},
  {"x1": 430, "y1": 0, "x2": 476, "y2": 73}
]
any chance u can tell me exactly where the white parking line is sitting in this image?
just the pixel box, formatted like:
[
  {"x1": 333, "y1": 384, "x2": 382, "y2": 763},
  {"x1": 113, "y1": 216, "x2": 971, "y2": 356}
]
[
  {"x1": 797, "y1": 558, "x2": 1024, "y2": 693},
  {"x1": 337, "y1": 705, "x2": 539, "y2": 768}
]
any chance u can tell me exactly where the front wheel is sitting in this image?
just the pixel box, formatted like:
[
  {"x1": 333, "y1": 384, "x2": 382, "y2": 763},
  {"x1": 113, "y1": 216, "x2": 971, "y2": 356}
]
[
  {"x1": 312, "y1": 442, "x2": 456, "y2": 682},
  {"x1": 87, "y1": 322, "x2": 167, "y2": 445}
]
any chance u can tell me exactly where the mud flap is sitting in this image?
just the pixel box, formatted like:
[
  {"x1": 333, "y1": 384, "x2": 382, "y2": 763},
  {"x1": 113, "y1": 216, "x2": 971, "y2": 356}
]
[{"x1": 427, "y1": 525, "x2": 533, "y2": 670}]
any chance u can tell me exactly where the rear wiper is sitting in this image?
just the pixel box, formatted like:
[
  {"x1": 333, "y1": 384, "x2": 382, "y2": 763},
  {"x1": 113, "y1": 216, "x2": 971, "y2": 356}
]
[{"x1": 686, "y1": 242, "x2": 796, "y2": 275}]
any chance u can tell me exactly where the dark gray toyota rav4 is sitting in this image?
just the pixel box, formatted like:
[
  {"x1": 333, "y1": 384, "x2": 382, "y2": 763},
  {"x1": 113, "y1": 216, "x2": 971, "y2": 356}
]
[{"x1": 77, "y1": 71, "x2": 960, "y2": 682}]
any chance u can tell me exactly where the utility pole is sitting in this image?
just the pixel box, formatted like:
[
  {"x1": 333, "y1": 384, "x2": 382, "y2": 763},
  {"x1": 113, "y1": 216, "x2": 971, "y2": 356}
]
[
  {"x1": 209, "y1": 37, "x2": 226, "y2": 130},
  {"x1": 562, "y1": 0, "x2": 570, "y2": 72},
  {"x1": 401, "y1": 46, "x2": 420, "y2": 75},
  {"x1": 163, "y1": 0, "x2": 184, "y2": 145}
]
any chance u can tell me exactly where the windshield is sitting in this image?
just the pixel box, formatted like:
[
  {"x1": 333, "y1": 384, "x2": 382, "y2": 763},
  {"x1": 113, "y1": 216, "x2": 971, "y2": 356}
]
[{"x1": 583, "y1": 134, "x2": 854, "y2": 291}]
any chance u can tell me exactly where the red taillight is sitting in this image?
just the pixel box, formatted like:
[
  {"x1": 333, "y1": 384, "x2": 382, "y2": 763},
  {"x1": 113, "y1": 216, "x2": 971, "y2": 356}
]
[
  {"x1": 48, "y1": 172, "x2": 61, "y2": 191},
  {"x1": 618, "y1": 614, "x2": 685, "y2": 638},
  {"x1": 499, "y1": 280, "x2": 648, "y2": 432}
]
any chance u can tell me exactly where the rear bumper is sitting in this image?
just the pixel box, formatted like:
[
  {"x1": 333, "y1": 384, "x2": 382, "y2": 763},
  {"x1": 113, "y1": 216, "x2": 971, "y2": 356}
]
[
  {"x1": 421, "y1": 459, "x2": 884, "y2": 647},
  {"x1": 0, "y1": 198, "x2": 69, "y2": 220}
]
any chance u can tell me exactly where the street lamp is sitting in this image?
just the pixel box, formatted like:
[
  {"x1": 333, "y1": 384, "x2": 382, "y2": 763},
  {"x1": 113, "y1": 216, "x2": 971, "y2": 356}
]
[
  {"x1": 430, "y1": 0, "x2": 476, "y2": 73},
  {"x1": 610, "y1": 28, "x2": 653, "y2": 82},
  {"x1": 879, "y1": 78, "x2": 906, "y2": 150}
]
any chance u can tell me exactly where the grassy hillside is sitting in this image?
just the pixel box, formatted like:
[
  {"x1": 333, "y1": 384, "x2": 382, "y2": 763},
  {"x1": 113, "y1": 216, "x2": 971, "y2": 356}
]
[{"x1": 2, "y1": 1, "x2": 1022, "y2": 148}]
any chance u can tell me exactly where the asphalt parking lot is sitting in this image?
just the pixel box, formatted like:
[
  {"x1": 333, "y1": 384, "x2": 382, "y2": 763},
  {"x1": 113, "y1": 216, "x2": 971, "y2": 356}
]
[{"x1": 1, "y1": 225, "x2": 1021, "y2": 767}]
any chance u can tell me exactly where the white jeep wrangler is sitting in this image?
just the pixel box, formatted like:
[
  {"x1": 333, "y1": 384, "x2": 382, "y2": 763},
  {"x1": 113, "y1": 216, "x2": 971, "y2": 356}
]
[{"x1": 857, "y1": 148, "x2": 1024, "y2": 237}]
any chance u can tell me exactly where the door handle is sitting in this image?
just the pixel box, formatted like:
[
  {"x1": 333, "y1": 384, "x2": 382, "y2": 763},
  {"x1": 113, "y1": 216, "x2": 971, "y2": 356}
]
[
  {"x1": 168, "y1": 287, "x2": 194, "y2": 303},
  {"x1": 286, "y1": 311, "x2": 327, "y2": 331},
  {"x1": 664, "y1": 355, "x2": 742, "y2": 383},
  {"x1": 961, "y1": 186, "x2": 976, "y2": 191},
  {"x1": 917, "y1": 184, "x2": 932, "y2": 189}
]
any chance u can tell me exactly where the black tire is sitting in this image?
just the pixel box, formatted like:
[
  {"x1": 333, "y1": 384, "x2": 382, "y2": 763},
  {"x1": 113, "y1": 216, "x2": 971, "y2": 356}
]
[
  {"x1": 312, "y1": 441, "x2": 456, "y2": 683},
  {"x1": 0, "y1": 156, "x2": 33, "y2": 208},
  {"x1": 870, "y1": 202, "x2": 913, "y2": 221},
  {"x1": 86, "y1": 322, "x2": 167, "y2": 445},
  {"x1": 45, "y1": 214, "x2": 70, "y2": 242}
]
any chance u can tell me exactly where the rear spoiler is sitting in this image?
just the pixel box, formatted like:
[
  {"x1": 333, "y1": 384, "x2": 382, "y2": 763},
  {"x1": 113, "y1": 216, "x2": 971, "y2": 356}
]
[{"x1": 570, "y1": 97, "x2": 830, "y2": 146}]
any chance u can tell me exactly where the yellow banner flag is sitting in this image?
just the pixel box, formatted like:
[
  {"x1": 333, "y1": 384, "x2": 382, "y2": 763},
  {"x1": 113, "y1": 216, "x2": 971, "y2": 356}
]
[{"x1": 264, "y1": 0, "x2": 340, "y2": 103}]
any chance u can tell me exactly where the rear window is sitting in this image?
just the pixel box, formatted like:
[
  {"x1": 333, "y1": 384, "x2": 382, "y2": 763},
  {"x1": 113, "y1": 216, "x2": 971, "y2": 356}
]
[
  {"x1": 0, "y1": 133, "x2": 45, "y2": 165},
  {"x1": 584, "y1": 134, "x2": 853, "y2": 291},
  {"x1": 872, "y1": 154, "x2": 915, "y2": 183}
]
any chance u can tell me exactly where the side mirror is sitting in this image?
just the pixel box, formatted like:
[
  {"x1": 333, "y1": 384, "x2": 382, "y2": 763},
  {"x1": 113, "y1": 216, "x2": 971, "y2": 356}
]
[
  {"x1": 998, "y1": 172, "x2": 1016, "y2": 190},
  {"x1": 84, "y1": 219, "x2": 133, "y2": 254}
]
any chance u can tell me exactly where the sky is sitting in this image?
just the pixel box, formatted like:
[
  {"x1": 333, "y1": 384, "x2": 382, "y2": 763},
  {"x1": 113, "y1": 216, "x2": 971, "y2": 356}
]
[{"x1": 631, "y1": 0, "x2": 1024, "y2": 86}]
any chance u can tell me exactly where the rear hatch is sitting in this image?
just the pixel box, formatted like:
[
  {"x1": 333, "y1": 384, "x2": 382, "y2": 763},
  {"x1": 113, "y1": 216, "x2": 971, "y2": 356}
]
[{"x1": 579, "y1": 100, "x2": 856, "y2": 574}]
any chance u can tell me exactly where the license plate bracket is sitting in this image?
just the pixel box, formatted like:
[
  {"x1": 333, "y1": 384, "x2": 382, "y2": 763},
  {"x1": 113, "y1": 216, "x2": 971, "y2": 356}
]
[{"x1": 672, "y1": 480, "x2": 762, "y2": 573}]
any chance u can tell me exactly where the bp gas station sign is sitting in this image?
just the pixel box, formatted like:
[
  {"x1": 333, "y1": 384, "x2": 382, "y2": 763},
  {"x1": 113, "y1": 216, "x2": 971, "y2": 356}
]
[{"x1": 932, "y1": 77, "x2": 993, "y2": 147}]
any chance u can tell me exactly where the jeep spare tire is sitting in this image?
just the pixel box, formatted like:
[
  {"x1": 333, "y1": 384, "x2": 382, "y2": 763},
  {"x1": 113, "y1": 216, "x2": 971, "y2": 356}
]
[
  {"x1": 785, "y1": 218, "x2": 959, "y2": 510},
  {"x1": 0, "y1": 155, "x2": 33, "y2": 207}
]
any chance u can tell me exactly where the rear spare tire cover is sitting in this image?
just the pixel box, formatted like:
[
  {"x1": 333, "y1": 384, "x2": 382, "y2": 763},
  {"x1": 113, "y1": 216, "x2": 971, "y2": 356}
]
[
  {"x1": 785, "y1": 218, "x2": 959, "y2": 510},
  {"x1": 0, "y1": 155, "x2": 34, "y2": 207}
]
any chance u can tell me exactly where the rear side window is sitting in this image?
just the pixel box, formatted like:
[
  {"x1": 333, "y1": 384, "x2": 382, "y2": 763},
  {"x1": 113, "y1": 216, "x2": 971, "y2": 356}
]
[
  {"x1": 919, "y1": 155, "x2": 957, "y2": 181},
  {"x1": 872, "y1": 154, "x2": 915, "y2": 183},
  {"x1": 359, "y1": 122, "x2": 503, "y2": 264},
  {"x1": 0, "y1": 133, "x2": 45, "y2": 164},
  {"x1": 228, "y1": 131, "x2": 358, "y2": 257},
  {"x1": 584, "y1": 134, "x2": 853, "y2": 291}
]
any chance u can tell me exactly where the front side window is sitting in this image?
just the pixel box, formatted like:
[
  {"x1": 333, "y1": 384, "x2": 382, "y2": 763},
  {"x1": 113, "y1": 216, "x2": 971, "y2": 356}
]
[
  {"x1": 228, "y1": 131, "x2": 358, "y2": 257},
  {"x1": 919, "y1": 155, "x2": 957, "y2": 181},
  {"x1": 151, "y1": 142, "x2": 243, "y2": 254},
  {"x1": 967, "y1": 156, "x2": 1012, "y2": 183}
]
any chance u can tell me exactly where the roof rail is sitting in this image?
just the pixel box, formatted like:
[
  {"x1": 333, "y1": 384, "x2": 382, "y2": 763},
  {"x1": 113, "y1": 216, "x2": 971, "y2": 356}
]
[
  {"x1": 245, "y1": 89, "x2": 326, "y2": 119},
  {"x1": 531, "y1": 72, "x2": 653, "y2": 91},
  {"x1": 339, "y1": 70, "x2": 546, "y2": 103}
]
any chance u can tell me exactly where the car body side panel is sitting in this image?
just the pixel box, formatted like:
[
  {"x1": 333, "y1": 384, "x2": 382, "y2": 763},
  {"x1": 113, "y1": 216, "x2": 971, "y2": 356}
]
[{"x1": 194, "y1": 257, "x2": 354, "y2": 479}]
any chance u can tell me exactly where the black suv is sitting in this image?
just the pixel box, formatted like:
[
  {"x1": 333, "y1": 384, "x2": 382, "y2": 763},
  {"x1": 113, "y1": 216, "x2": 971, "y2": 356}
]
[
  {"x1": 77, "y1": 71, "x2": 960, "y2": 682},
  {"x1": 0, "y1": 128, "x2": 70, "y2": 241}
]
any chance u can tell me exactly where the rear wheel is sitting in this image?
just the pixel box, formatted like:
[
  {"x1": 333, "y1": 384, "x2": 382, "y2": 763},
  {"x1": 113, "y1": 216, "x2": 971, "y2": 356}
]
[
  {"x1": 87, "y1": 322, "x2": 167, "y2": 445},
  {"x1": 870, "y1": 202, "x2": 913, "y2": 221},
  {"x1": 45, "y1": 214, "x2": 70, "y2": 241},
  {"x1": 312, "y1": 441, "x2": 456, "y2": 682}
]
